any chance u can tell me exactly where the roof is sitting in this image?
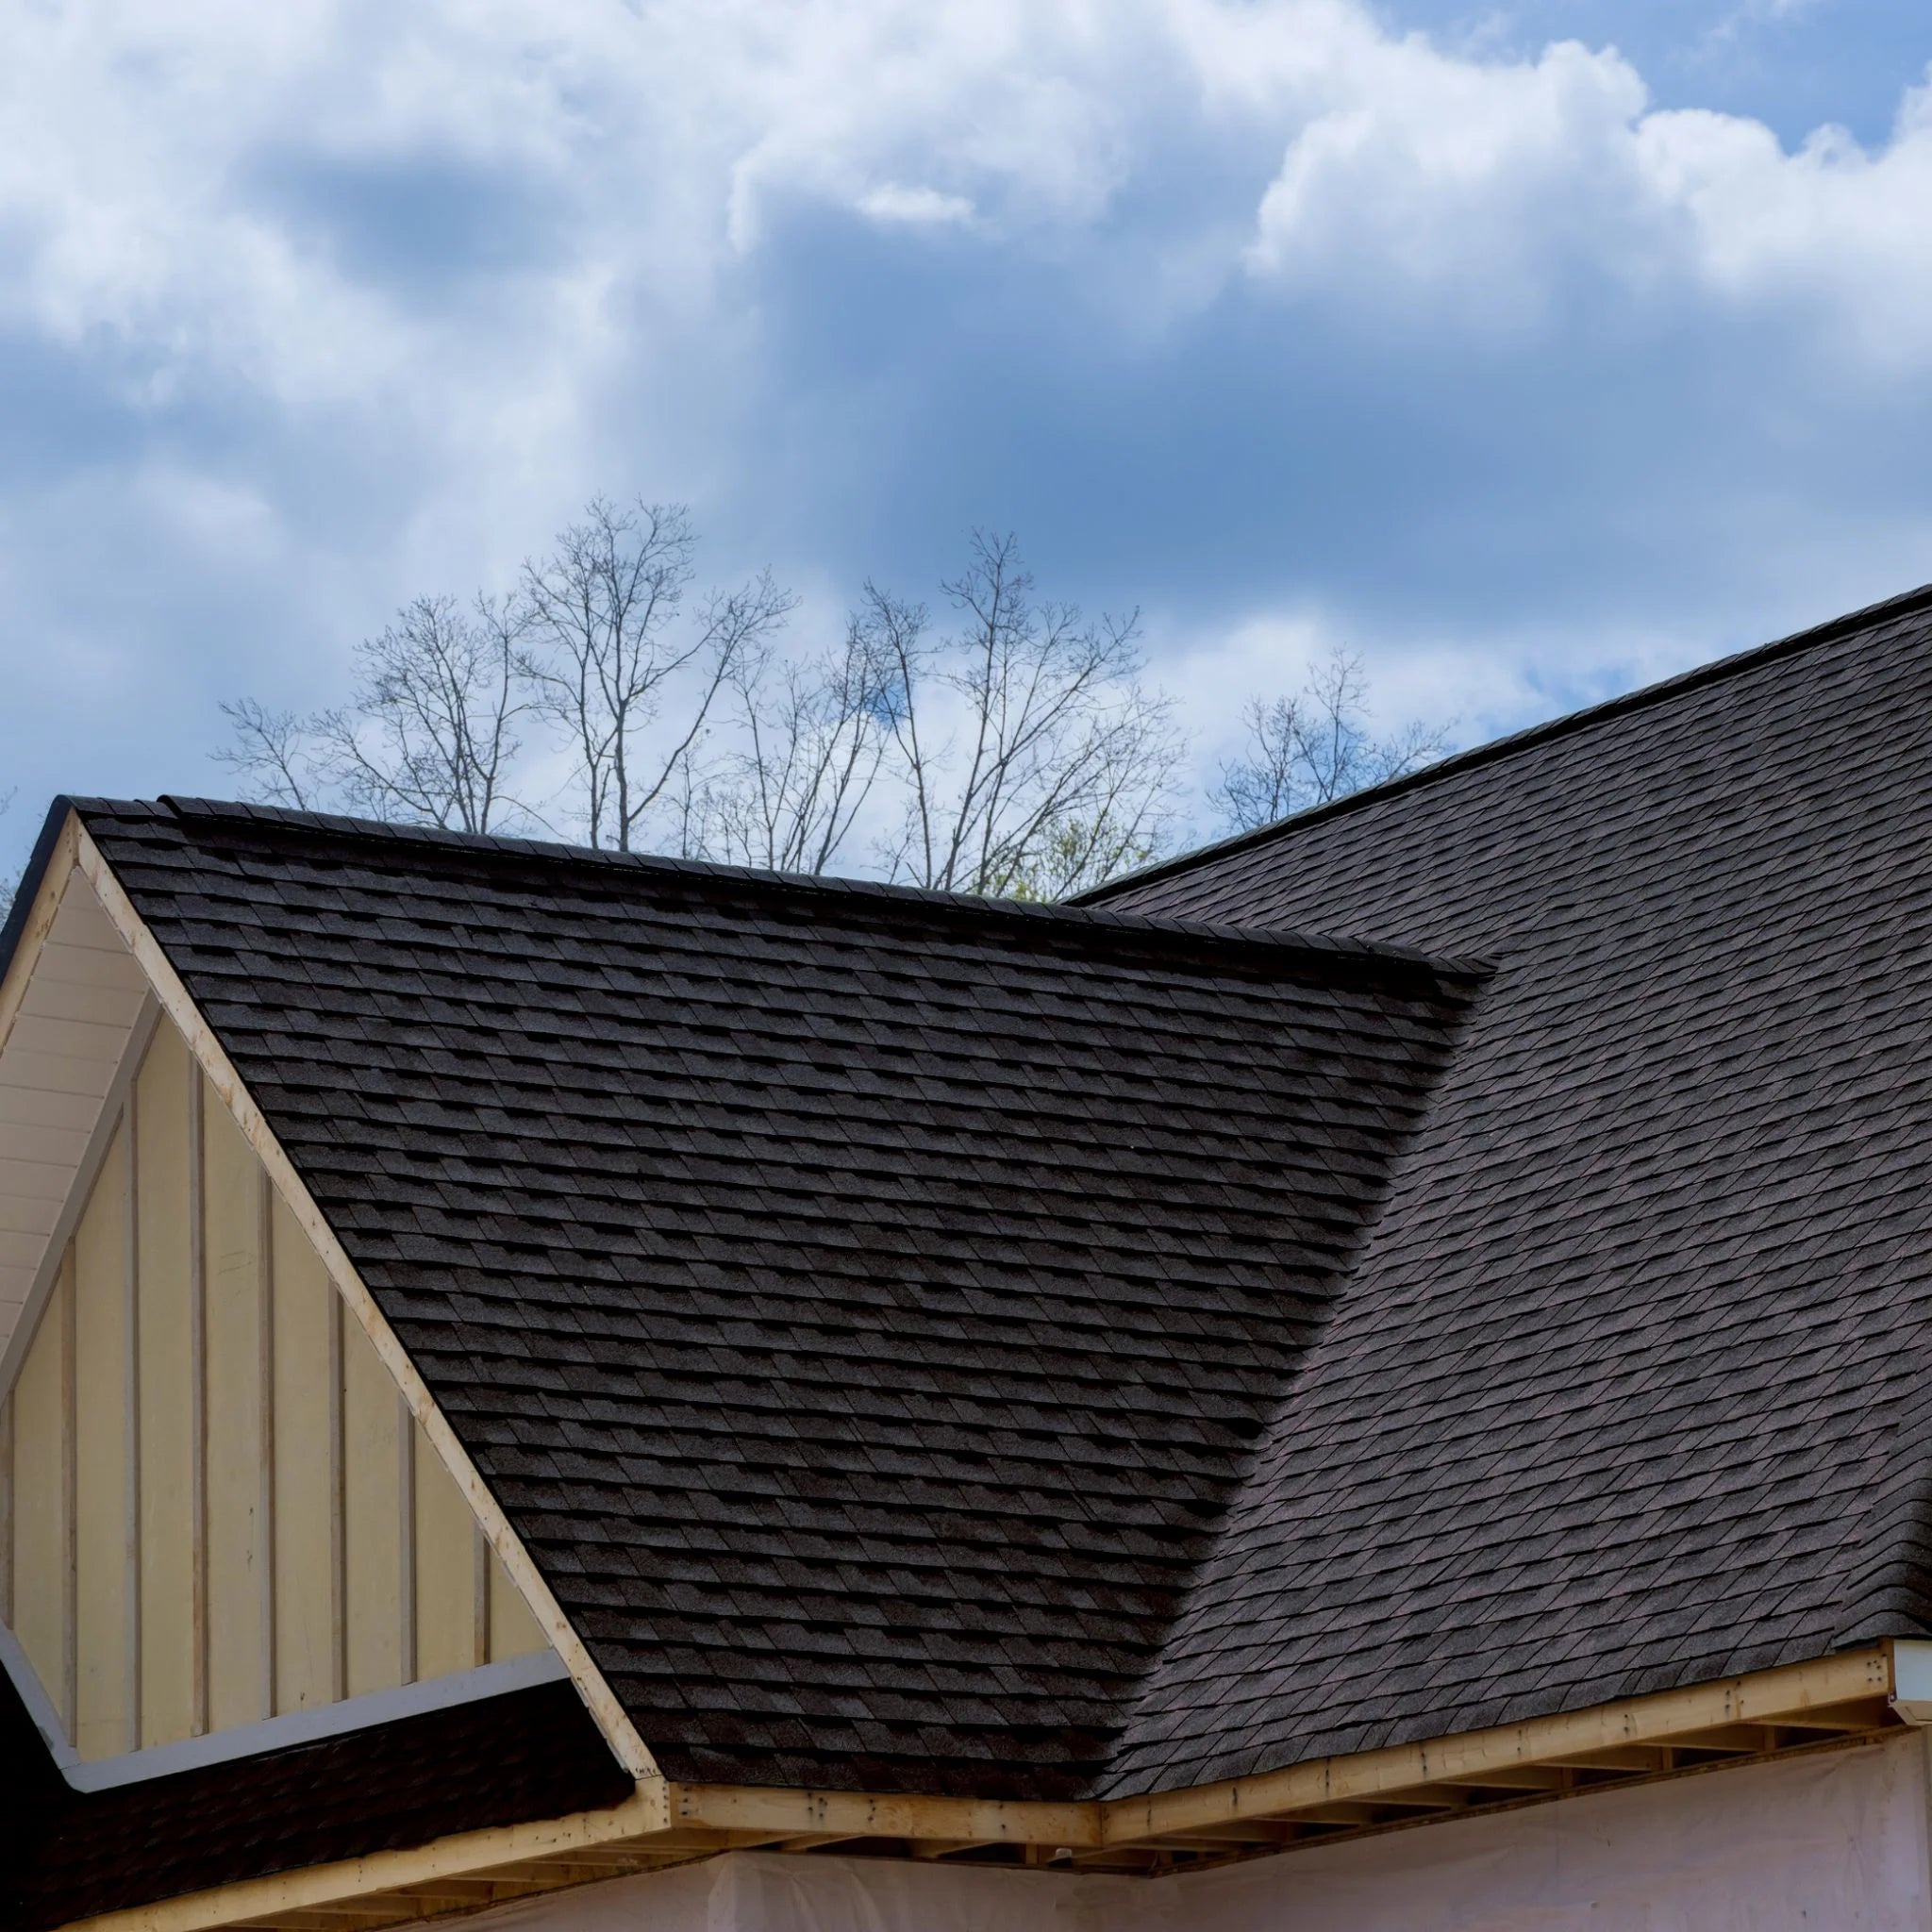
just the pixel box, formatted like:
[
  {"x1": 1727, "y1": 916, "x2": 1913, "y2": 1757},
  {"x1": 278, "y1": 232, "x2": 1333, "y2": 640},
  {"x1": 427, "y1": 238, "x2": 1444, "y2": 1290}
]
[
  {"x1": 67, "y1": 799, "x2": 1479, "y2": 1801},
  {"x1": 1084, "y1": 580, "x2": 1932, "y2": 1793},
  {"x1": 20, "y1": 575, "x2": 1932, "y2": 1833}
]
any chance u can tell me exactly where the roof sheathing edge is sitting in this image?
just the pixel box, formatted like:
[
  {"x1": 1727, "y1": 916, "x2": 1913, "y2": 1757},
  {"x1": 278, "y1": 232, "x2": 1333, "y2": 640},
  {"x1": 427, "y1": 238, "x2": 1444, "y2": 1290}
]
[{"x1": 1075, "y1": 577, "x2": 1932, "y2": 905}]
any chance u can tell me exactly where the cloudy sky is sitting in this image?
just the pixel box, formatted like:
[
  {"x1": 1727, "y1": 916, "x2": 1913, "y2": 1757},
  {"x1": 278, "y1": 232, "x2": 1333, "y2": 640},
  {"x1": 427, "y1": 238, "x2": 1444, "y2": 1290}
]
[{"x1": 4, "y1": 0, "x2": 1931, "y2": 874}]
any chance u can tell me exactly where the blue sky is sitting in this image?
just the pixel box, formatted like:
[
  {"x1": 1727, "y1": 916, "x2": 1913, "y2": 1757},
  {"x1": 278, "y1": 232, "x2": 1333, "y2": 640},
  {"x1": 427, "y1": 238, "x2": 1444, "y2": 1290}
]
[{"x1": 4, "y1": 0, "x2": 1932, "y2": 876}]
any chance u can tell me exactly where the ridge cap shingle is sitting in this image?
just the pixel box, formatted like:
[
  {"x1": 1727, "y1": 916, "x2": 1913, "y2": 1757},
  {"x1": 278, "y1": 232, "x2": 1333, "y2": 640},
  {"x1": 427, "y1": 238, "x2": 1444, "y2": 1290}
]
[{"x1": 59, "y1": 793, "x2": 1491, "y2": 986}]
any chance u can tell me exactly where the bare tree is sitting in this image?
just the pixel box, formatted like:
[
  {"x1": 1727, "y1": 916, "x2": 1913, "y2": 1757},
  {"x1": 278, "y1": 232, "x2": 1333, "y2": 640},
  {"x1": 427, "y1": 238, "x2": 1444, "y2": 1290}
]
[
  {"x1": 213, "y1": 700, "x2": 318, "y2": 810},
  {"x1": 317, "y1": 594, "x2": 526, "y2": 833},
  {"x1": 213, "y1": 501, "x2": 1448, "y2": 900},
  {"x1": 218, "y1": 597, "x2": 526, "y2": 834},
  {"x1": 871, "y1": 533, "x2": 1186, "y2": 898},
  {"x1": 1210, "y1": 649, "x2": 1450, "y2": 834},
  {"x1": 694, "y1": 614, "x2": 897, "y2": 874},
  {"x1": 520, "y1": 498, "x2": 794, "y2": 852}
]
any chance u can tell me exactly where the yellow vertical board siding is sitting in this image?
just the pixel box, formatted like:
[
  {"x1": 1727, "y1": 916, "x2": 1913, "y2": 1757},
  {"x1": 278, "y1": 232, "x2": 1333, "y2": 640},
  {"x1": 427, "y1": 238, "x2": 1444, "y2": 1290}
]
[
  {"x1": 488, "y1": 1546, "x2": 546, "y2": 1660},
  {"x1": 11, "y1": 1265, "x2": 70, "y2": 1721},
  {"x1": 271, "y1": 1193, "x2": 336, "y2": 1712},
  {"x1": 74, "y1": 1126, "x2": 132, "y2": 1759},
  {"x1": 202, "y1": 1083, "x2": 266, "y2": 1733},
  {"x1": 341, "y1": 1312, "x2": 402, "y2": 1698},
  {"x1": 136, "y1": 1022, "x2": 194, "y2": 1748},
  {"x1": 412, "y1": 1419, "x2": 477, "y2": 1682}
]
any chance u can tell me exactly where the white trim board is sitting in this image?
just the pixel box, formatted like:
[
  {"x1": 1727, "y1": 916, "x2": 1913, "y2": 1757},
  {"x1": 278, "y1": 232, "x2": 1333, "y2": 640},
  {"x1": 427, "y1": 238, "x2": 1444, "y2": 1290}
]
[{"x1": 0, "y1": 1618, "x2": 568, "y2": 1790}]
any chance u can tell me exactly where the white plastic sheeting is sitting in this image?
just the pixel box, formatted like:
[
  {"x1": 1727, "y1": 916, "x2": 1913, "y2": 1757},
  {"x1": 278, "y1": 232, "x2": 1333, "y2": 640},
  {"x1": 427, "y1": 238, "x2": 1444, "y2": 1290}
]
[{"x1": 474, "y1": 1733, "x2": 1932, "y2": 1932}]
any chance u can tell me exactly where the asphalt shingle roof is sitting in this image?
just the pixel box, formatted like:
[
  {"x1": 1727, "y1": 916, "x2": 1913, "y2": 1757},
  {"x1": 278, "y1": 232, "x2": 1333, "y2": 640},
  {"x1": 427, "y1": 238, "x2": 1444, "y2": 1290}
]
[
  {"x1": 1085, "y1": 581, "x2": 1932, "y2": 1793},
  {"x1": 40, "y1": 580, "x2": 1932, "y2": 1815},
  {"x1": 73, "y1": 800, "x2": 1477, "y2": 1799}
]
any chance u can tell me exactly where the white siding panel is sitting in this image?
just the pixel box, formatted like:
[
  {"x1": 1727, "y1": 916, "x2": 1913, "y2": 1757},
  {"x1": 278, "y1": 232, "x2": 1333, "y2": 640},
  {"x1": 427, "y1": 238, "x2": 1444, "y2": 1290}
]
[
  {"x1": 2, "y1": 1051, "x2": 119, "y2": 1100},
  {"x1": 19, "y1": 976, "x2": 146, "y2": 1027},
  {"x1": 31, "y1": 943, "x2": 147, "y2": 993},
  {"x1": 0, "y1": 1125, "x2": 93, "y2": 1170},
  {"x1": 0, "y1": 1088, "x2": 101, "y2": 1132},
  {"x1": 0, "y1": 863, "x2": 146, "y2": 1376}
]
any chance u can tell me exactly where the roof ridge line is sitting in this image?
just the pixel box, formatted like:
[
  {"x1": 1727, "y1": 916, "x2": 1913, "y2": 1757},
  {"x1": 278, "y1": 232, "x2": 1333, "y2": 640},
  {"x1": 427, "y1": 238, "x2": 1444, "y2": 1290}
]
[
  {"x1": 86, "y1": 794, "x2": 1489, "y2": 983},
  {"x1": 1076, "y1": 575, "x2": 1932, "y2": 904}
]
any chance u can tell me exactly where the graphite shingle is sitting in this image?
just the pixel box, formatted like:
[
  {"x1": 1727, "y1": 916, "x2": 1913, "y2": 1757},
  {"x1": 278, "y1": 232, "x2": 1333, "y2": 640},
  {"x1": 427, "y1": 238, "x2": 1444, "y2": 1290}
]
[
  {"x1": 1086, "y1": 582, "x2": 1932, "y2": 1795},
  {"x1": 72, "y1": 799, "x2": 1476, "y2": 1800}
]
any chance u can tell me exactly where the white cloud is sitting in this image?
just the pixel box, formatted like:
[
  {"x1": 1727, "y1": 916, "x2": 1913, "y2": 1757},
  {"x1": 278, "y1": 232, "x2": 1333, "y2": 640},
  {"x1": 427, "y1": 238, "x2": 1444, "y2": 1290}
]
[
  {"x1": 5, "y1": 0, "x2": 1932, "y2": 432},
  {"x1": 1240, "y1": 21, "x2": 1932, "y2": 367},
  {"x1": 6, "y1": 0, "x2": 1932, "y2": 862},
  {"x1": 856, "y1": 183, "x2": 979, "y2": 227},
  {"x1": 1244, "y1": 36, "x2": 1655, "y2": 323}
]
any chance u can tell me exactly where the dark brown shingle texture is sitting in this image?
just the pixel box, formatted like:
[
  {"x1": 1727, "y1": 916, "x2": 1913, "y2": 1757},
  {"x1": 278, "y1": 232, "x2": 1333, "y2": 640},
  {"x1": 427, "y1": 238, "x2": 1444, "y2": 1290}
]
[
  {"x1": 74, "y1": 799, "x2": 1476, "y2": 1800},
  {"x1": 1086, "y1": 584, "x2": 1932, "y2": 1794},
  {"x1": 47, "y1": 582, "x2": 1932, "y2": 1826}
]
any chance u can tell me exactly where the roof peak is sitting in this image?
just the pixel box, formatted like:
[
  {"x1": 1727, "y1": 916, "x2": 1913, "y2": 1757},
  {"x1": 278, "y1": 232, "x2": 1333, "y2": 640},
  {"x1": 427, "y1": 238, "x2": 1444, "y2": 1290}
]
[
  {"x1": 1077, "y1": 575, "x2": 1932, "y2": 904},
  {"x1": 60, "y1": 795, "x2": 1489, "y2": 985}
]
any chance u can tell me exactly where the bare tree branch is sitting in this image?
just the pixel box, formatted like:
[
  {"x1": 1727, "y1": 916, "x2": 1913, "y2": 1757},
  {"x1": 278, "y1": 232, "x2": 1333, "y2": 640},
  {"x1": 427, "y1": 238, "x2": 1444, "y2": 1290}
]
[
  {"x1": 1210, "y1": 648, "x2": 1451, "y2": 834},
  {"x1": 695, "y1": 610, "x2": 897, "y2": 874},
  {"x1": 313, "y1": 593, "x2": 528, "y2": 834},
  {"x1": 874, "y1": 532, "x2": 1187, "y2": 897},
  {"x1": 209, "y1": 503, "x2": 1450, "y2": 899},
  {"x1": 519, "y1": 497, "x2": 795, "y2": 851},
  {"x1": 213, "y1": 699, "x2": 319, "y2": 810}
]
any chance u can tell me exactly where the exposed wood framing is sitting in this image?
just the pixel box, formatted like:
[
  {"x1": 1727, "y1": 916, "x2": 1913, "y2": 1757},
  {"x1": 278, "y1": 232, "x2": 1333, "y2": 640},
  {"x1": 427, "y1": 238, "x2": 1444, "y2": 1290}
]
[
  {"x1": 125, "y1": 1090, "x2": 142, "y2": 1751},
  {"x1": 258, "y1": 1168, "x2": 275, "y2": 1723},
  {"x1": 60, "y1": 1786, "x2": 673, "y2": 1932},
  {"x1": 1106, "y1": 1646, "x2": 1891, "y2": 1842},
  {"x1": 73, "y1": 819, "x2": 660, "y2": 1784},
  {"x1": 666, "y1": 1785, "x2": 1103, "y2": 1851},
  {"x1": 189, "y1": 1069, "x2": 208, "y2": 1740},
  {"x1": 54, "y1": 1643, "x2": 1906, "y2": 1932},
  {"x1": 59, "y1": 1243, "x2": 77, "y2": 1737}
]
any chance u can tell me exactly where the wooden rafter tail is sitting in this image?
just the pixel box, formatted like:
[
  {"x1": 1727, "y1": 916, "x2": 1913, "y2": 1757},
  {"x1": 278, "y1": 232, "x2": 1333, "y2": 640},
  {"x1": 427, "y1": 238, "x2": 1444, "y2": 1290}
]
[
  {"x1": 1098, "y1": 1645, "x2": 1894, "y2": 1845},
  {"x1": 54, "y1": 1660, "x2": 1907, "y2": 1932},
  {"x1": 72, "y1": 823, "x2": 662, "y2": 1787}
]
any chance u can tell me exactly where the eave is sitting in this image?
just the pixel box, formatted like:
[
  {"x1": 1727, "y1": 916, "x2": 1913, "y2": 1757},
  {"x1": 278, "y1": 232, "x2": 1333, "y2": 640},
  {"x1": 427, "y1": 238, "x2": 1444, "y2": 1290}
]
[{"x1": 58, "y1": 1641, "x2": 1906, "y2": 1930}]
